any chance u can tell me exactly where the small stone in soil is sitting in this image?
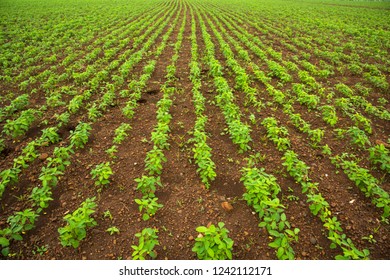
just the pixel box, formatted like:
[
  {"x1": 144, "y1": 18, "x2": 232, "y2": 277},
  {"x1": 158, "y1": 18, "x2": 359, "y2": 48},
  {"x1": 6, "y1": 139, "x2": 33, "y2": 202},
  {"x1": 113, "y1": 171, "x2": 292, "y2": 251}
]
[
  {"x1": 188, "y1": 236, "x2": 194, "y2": 241},
  {"x1": 310, "y1": 237, "x2": 317, "y2": 245},
  {"x1": 221, "y1": 202, "x2": 233, "y2": 211},
  {"x1": 39, "y1": 153, "x2": 49, "y2": 160}
]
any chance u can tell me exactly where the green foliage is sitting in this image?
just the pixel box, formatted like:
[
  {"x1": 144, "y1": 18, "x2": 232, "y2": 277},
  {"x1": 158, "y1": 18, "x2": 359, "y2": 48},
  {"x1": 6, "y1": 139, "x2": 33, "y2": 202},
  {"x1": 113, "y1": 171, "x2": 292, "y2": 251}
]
[
  {"x1": 331, "y1": 154, "x2": 389, "y2": 221},
  {"x1": 320, "y1": 105, "x2": 338, "y2": 126},
  {"x1": 134, "y1": 175, "x2": 162, "y2": 197},
  {"x1": 347, "y1": 126, "x2": 370, "y2": 148},
  {"x1": 4, "y1": 109, "x2": 40, "y2": 138},
  {"x1": 134, "y1": 197, "x2": 163, "y2": 221},
  {"x1": 69, "y1": 122, "x2": 92, "y2": 149},
  {"x1": 364, "y1": 73, "x2": 389, "y2": 90},
  {"x1": 144, "y1": 146, "x2": 166, "y2": 175},
  {"x1": 192, "y1": 222, "x2": 234, "y2": 260},
  {"x1": 113, "y1": 123, "x2": 131, "y2": 144},
  {"x1": 39, "y1": 166, "x2": 63, "y2": 188},
  {"x1": 262, "y1": 117, "x2": 291, "y2": 151},
  {"x1": 293, "y1": 84, "x2": 319, "y2": 109},
  {"x1": 368, "y1": 144, "x2": 390, "y2": 173},
  {"x1": 58, "y1": 197, "x2": 97, "y2": 248},
  {"x1": 192, "y1": 137, "x2": 216, "y2": 188},
  {"x1": 30, "y1": 184, "x2": 53, "y2": 210},
  {"x1": 351, "y1": 113, "x2": 372, "y2": 134},
  {"x1": 0, "y1": 139, "x2": 5, "y2": 154},
  {"x1": 241, "y1": 164, "x2": 298, "y2": 260},
  {"x1": 55, "y1": 112, "x2": 70, "y2": 126},
  {"x1": 8, "y1": 209, "x2": 38, "y2": 236},
  {"x1": 131, "y1": 228, "x2": 159, "y2": 260},
  {"x1": 105, "y1": 145, "x2": 118, "y2": 159},
  {"x1": 32, "y1": 245, "x2": 49, "y2": 256},
  {"x1": 106, "y1": 226, "x2": 120, "y2": 235},
  {"x1": 308, "y1": 128, "x2": 324, "y2": 145},
  {"x1": 322, "y1": 144, "x2": 332, "y2": 156},
  {"x1": 298, "y1": 71, "x2": 317, "y2": 88},
  {"x1": 0, "y1": 167, "x2": 20, "y2": 198},
  {"x1": 189, "y1": 24, "x2": 217, "y2": 189},
  {"x1": 282, "y1": 150, "x2": 311, "y2": 190},
  {"x1": 0, "y1": 94, "x2": 29, "y2": 121},
  {"x1": 91, "y1": 162, "x2": 113, "y2": 187},
  {"x1": 1, "y1": 209, "x2": 38, "y2": 256},
  {"x1": 48, "y1": 147, "x2": 73, "y2": 172},
  {"x1": 40, "y1": 127, "x2": 61, "y2": 144},
  {"x1": 88, "y1": 104, "x2": 102, "y2": 121},
  {"x1": 229, "y1": 120, "x2": 252, "y2": 153},
  {"x1": 267, "y1": 60, "x2": 292, "y2": 83},
  {"x1": 68, "y1": 95, "x2": 84, "y2": 113},
  {"x1": 336, "y1": 83, "x2": 354, "y2": 97}
]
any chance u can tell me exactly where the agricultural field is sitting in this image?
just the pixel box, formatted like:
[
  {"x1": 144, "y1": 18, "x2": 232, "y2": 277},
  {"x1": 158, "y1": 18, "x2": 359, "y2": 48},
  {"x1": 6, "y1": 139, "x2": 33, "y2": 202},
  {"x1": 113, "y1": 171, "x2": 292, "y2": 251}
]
[{"x1": 0, "y1": 0, "x2": 389, "y2": 260}]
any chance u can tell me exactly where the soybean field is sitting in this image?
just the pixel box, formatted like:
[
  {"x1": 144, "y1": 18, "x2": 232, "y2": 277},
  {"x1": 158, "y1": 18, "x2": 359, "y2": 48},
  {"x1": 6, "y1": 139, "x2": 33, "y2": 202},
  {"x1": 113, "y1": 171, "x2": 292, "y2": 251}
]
[{"x1": 0, "y1": 0, "x2": 389, "y2": 260}]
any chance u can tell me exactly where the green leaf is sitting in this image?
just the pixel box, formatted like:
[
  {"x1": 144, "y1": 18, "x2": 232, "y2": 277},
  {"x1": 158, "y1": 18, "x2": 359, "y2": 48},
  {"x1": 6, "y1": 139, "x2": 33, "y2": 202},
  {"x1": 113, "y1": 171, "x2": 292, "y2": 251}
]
[
  {"x1": 258, "y1": 221, "x2": 267, "y2": 228},
  {"x1": 2, "y1": 247, "x2": 9, "y2": 256},
  {"x1": 142, "y1": 213, "x2": 150, "y2": 221},
  {"x1": 0, "y1": 237, "x2": 10, "y2": 247},
  {"x1": 277, "y1": 247, "x2": 285, "y2": 259},
  {"x1": 281, "y1": 236, "x2": 288, "y2": 247},
  {"x1": 149, "y1": 250, "x2": 157, "y2": 259},
  {"x1": 335, "y1": 255, "x2": 349, "y2": 260},
  {"x1": 218, "y1": 222, "x2": 225, "y2": 229},
  {"x1": 269, "y1": 241, "x2": 279, "y2": 248},
  {"x1": 196, "y1": 226, "x2": 208, "y2": 233},
  {"x1": 207, "y1": 247, "x2": 214, "y2": 258},
  {"x1": 12, "y1": 234, "x2": 23, "y2": 241}
]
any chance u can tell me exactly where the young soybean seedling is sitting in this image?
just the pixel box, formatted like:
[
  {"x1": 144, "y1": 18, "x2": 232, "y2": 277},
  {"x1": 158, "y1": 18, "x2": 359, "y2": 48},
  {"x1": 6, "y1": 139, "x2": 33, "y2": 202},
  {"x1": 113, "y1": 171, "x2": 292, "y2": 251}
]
[
  {"x1": 106, "y1": 226, "x2": 120, "y2": 235},
  {"x1": 105, "y1": 145, "x2": 118, "y2": 159},
  {"x1": 103, "y1": 210, "x2": 113, "y2": 220},
  {"x1": 58, "y1": 197, "x2": 97, "y2": 248},
  {"x1": 192, "y1": 222, "x2": 234, "y2": 260},
  {"x1": 131, "y1": 228, "x2": 159, "y2": 260},
  {"x1": 91, "y1": 162, "x2": 113, "y2": 188},
  {"x1": 135, "y1": 196, "x2": 163, "y2": 221}
]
